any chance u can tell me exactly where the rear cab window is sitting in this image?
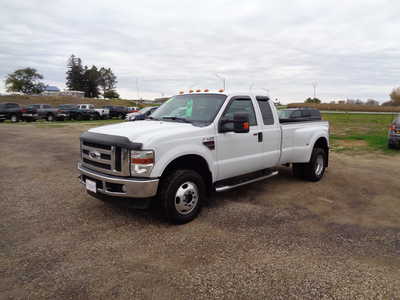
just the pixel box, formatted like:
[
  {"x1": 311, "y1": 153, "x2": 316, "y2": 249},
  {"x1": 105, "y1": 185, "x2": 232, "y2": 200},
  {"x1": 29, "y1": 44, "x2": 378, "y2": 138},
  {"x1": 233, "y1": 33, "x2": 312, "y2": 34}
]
[{"x1": 256, "y1": 96, "x2": 275, "y2": 125}]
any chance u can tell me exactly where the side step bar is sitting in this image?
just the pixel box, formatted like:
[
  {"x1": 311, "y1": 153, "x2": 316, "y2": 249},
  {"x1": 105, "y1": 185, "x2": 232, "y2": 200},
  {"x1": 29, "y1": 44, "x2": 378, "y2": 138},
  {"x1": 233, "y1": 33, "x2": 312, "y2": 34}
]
[{"x1": 215, "y1": 171, "x2": 279, "y2": 192}]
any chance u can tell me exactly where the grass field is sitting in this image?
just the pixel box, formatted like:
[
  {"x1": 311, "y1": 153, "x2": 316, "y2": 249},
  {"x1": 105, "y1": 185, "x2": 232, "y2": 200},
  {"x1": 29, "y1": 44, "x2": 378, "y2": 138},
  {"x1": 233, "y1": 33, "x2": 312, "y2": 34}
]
[
  {"x1": 2, "y1": 112, "x2": 399, "y2": 154},
  {"x1": 288, "y1": 102, "x2": 400, "y2": 113},
  {"x1": 323, "y1": 112, "x2": 399, "y2": 153},
  {"x1": 0, "y1": 95, "x2": 144, "y2": 107}
]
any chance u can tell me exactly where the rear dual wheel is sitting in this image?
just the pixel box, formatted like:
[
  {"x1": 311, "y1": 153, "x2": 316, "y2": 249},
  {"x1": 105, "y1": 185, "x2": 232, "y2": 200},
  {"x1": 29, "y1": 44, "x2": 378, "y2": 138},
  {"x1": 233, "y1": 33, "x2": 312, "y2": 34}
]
[{"x1": 293, "y1": 147, "x2": 327, "y2": 181}]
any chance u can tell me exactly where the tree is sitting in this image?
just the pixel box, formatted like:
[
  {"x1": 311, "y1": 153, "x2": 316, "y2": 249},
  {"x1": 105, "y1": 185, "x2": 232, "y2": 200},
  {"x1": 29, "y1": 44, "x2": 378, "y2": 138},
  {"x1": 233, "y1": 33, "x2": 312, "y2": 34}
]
[
  {"x1": 99, "y1": 67, "x2": 117, "y2": 94},
  {"x1": 103, "y1": 90, "x2": 120, "y2": 99},
  {"x1": 389, "y1": 87, "x2": 400, "y2": 106},
  {"x1": 305, "y1": 97, "x2": 321, "y2": 104},
  {"x1": 5, "y1": 68, "x2": 46, "y2": 94},
  {"x1": 66, "y1": 55, "x2": 85, "y2": 91},
  {"x1": 82, "y1": 65, "x2": 101, "y2": 98},
  {"x1": 366, "y1": 99, "x2": 379, "y2": 106}
]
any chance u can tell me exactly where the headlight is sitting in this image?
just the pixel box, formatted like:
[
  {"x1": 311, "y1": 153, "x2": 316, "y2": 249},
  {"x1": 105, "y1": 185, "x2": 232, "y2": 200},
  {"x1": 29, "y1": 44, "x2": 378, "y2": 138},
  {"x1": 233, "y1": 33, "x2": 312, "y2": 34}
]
[{"x1": 130, "y1": 150, "x2": 154, "y2": 177}]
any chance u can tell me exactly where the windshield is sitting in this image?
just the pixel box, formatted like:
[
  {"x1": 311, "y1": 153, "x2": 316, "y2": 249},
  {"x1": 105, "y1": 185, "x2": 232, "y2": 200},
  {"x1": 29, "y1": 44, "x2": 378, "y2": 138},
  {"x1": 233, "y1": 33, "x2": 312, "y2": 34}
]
[
  {"x1": 59, "y1": 104, "x2": 76, "y2": 109},
  {"x1": 151, "y1": 94, "x2": 227, "y2": 124},
  {"x1": 139, "y1": 106, "x2": 154, "y2": 114}
]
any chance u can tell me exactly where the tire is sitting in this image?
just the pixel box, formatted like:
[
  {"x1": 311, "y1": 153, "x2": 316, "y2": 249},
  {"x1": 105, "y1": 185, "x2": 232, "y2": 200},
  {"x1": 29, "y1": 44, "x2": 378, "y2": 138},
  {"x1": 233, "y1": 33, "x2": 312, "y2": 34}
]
[
  {"x1": 75, "y1": 114, "x2": 83, "y2": 121},
  {"x1": 292, "y1": 163, "x2": 305, "y2": 178},
  {"x1": 10, "y1": 114, "x2": 19, "y2": 123},
  {"x1": 388, "y1": 142, "x2": 396, "y2": 149},
  {"x1": 293, "y1": 147, "x2": 327, "y2": 182},
  {"x1": 47, "y1": 114, "x2": 54, "y2": 122},
  {"x1": 159, "y1": 169, "x2": 205, "y2": 224}
]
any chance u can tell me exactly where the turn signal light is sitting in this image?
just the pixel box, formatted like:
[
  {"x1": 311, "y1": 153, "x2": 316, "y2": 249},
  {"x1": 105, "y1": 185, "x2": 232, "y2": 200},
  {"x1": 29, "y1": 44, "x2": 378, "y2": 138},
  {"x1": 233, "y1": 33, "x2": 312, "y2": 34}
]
[
  {"x1": 390, "y1": 124, "x2": 396, "y2": 132},
  {"x1": 131, "y1": 158, "x2": 154, "y2": 164},
  {"x1": 243, "y1": 122, "x2": 249, "y2": 129}
]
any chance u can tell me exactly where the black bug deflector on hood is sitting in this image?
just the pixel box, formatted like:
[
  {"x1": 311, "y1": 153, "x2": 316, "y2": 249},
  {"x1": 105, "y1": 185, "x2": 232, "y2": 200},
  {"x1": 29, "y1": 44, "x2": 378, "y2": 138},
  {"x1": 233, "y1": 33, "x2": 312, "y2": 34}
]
[{"x1": 80, "y1": 131, "x2": 142, "y2": 150}]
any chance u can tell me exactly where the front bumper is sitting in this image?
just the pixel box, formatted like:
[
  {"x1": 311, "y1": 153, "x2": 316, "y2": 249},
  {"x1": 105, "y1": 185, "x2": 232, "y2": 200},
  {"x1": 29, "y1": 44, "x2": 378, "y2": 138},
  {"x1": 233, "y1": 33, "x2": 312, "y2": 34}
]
[
  {"x1": 389, "y1": 134, "x2": 400, "y2": 146},
  {"x1": 78, "y1": 162, "x2": 159, "y2": 198}
]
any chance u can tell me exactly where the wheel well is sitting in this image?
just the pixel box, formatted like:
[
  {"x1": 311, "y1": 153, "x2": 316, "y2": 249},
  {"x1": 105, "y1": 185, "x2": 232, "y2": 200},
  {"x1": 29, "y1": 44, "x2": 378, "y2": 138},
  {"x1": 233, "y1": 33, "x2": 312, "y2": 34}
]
[
  {"x1": 314, "y1": 137, "x2": 329, "y2": 166},
  {"x1": 161, "y1": 155, "x2": 213, "y2": 194}
]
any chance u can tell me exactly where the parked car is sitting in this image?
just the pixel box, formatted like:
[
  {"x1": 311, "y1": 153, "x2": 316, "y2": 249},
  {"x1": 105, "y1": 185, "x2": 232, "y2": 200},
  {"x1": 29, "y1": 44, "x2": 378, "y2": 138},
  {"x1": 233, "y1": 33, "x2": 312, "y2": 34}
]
[
  {"x1": 127, "y1": 106, "x2": 140, "y2": 113},
  {"x1": 26, "y1": 104, "x2": 67, "y2": 121},
  {"x1": 78, "y1": 92, "x2": 329, "y2": 224},
  {"x1": 102, "y1": 106, "x2": 129, "y2": 119},
  {"x1": 77, "y1": 104, "x2": 110, "y2": 119},
  {"x1": 278, "y1": 107, "x2": 321, "y2": 122},
  {"x1": 388, "y1": 115, "x2": 400, "y2": 149},
  {"x1": 0, "y1": 102, "x2": 23, "y2": 122},
  {"x1": 58, "y1": 104, "x2": 95, "y2": 120},
  {"x1": 126, "y1": 106, "x2": 158, "y2": 121},
  {"x1": 21, "y1": 105, "x2": 39, "y2": 122}
]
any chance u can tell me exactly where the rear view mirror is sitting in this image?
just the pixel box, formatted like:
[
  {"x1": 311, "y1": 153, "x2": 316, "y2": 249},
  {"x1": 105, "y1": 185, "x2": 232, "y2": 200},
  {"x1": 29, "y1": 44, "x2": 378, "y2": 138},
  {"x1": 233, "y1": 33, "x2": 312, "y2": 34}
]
[
  {"x1": 219, "y1": 112, "x2": 250, "y2": 133},
  {"x1": 233, "y1": 112, "x2": 250, "y2": 133}
]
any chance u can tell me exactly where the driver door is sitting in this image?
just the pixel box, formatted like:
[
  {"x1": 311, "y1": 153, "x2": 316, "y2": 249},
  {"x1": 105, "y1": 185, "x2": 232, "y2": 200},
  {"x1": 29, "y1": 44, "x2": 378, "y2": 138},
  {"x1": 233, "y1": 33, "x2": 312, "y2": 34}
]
[{"x1": 215, "y1": 96, "x2": 264, "y2": 180}]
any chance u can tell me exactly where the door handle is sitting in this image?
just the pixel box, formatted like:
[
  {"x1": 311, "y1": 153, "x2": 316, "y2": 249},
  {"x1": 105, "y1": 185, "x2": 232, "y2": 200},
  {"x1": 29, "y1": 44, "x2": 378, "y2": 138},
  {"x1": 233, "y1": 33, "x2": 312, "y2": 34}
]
[{"x1": 253, "y1": 132, "x2": 263, "y2": 142}]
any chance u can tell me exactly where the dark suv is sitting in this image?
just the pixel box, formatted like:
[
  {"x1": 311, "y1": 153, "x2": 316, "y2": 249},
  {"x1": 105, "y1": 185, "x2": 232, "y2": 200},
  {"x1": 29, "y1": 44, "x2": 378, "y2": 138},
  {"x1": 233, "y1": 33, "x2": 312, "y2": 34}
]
[
  {"x1": 103, "y1": 106, "x2": 129, "y2": 119},
  {"x1": 0, "y1": 102, "x2": 22, "y2": 122},
  {"x1": 388, "y1": 115, "x2": 400, "y2": 149},
  {"x1": 278, "y1": 107, "x2": 321, "y2": 122}
]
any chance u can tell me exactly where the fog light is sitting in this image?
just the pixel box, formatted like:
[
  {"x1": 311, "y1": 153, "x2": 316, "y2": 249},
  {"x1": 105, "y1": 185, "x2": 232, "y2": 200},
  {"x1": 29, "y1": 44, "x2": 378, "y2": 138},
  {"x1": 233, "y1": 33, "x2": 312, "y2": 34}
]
[{"x1": 122, "y1": 185, "x2": 127, "y2": 193}]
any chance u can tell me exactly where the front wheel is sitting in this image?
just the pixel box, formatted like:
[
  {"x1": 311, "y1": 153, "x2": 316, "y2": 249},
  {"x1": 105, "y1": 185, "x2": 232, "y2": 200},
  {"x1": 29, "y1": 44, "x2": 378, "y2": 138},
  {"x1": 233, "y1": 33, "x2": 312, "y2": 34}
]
[{"x1": 159, "y1": 169, "x2": 205, "y2": 224}]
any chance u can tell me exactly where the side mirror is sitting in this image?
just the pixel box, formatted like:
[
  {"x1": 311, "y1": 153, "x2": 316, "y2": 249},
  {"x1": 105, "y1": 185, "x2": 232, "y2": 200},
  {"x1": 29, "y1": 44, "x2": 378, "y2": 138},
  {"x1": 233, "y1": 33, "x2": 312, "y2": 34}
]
[{"x1": 220, "y1": 112, "x2": 250, "y2": 133}]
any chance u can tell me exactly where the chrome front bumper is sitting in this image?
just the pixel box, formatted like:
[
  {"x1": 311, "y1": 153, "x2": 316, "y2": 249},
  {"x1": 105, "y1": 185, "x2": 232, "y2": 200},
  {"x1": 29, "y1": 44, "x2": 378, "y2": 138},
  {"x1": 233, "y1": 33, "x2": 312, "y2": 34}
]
[{"x1": 78, "y1": 162, "x2": 159, "y2": 198}]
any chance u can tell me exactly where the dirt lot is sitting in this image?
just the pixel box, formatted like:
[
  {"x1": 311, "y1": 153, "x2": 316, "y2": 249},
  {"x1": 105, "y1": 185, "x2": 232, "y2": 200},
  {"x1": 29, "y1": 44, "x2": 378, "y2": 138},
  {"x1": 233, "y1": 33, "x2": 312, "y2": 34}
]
[{"x1": 1, "y1": 124, "x2": 400, "y2": 299}]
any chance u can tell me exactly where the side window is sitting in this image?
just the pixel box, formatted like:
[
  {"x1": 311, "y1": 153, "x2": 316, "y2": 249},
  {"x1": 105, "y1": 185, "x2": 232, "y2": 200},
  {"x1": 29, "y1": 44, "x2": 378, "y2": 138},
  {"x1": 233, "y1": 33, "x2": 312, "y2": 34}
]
[
  {"x1": 302, "y1": 110, "x2": 311, "y2": 118},
  {"x1": 291, "y1": 110, "x2": 301, "y2": 118},
  {"x1": 222, "y1": 98, "x2": 257, "y2": 126},
  {"x1": 256, "y1": 97, "x2": 274, "y2": 125}
]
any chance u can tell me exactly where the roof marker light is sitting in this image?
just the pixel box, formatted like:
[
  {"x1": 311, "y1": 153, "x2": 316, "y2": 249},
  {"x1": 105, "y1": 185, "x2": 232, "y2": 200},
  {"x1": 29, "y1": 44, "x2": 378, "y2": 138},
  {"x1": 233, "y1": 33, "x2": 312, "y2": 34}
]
[
  {"x1": 179, "y1": 91, "x2": 184, "y2": 95},
  {"x1": 204, "y1": 89, "x2": 209, "y2": 92},
  {"x1": 189, "y1": 89, "x2": 194, "y2": 93},
  {"x1": 218, "y1": 89, "x2": 225, "y2": 93},
  {"x1": 196, "y1": 89, "x2": 201, "y2": 92}
]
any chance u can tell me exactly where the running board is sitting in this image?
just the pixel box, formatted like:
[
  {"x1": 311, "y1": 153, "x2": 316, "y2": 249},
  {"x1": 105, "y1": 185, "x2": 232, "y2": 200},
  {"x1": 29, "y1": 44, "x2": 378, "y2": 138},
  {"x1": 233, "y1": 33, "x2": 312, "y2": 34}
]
[{"x1": 215, "y1": 171, "x2": 279, "y2": 192}]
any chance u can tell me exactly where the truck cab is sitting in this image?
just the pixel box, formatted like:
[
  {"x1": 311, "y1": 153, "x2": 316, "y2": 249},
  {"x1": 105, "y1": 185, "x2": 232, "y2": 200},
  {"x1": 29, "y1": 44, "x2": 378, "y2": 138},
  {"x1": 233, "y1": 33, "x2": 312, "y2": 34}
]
[{"x1": 78, "y1": 91, "x2": 329, "y2": 223}]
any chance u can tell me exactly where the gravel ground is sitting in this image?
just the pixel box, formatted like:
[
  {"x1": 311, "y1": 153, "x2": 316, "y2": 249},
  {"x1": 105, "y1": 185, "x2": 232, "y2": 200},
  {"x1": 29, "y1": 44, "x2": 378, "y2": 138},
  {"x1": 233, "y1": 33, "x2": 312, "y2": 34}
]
[{"x1": 1, "y1": 124, "x2": 400, "y2": 299}]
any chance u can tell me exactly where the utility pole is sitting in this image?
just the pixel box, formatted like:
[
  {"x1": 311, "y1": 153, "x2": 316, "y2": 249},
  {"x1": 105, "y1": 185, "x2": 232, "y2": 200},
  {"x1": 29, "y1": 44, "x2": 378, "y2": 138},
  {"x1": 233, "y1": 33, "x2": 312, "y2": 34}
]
[
  {"x1": 312, "y1": 82, "x2": 317, "y2": 98},
  {"x1": 215, "y1": 73, "x2": 226, "y2": 90},
  {"x1": 261, "y1": 88, "x2": 270, "y2": 97},
  {"x1": 136, "y1": 78, "x2": 140, "y2": 100}
]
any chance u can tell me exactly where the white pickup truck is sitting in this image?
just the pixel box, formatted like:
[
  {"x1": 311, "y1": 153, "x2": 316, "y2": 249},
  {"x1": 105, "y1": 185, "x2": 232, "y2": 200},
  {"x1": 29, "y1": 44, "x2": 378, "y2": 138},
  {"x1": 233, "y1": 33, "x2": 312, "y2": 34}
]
[
  {"x1": 77, "y1": 104, "x2": 110, "y2": 119},
  {"x1": 78, "y1": 92, "x2": 329, "y2": 223}
]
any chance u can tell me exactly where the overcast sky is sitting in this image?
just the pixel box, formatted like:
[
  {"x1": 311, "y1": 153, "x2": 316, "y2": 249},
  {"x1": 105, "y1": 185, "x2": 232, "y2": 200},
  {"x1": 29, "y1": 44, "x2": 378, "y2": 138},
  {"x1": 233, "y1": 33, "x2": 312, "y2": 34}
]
[{"x1": 0, "y1": 0, "x2": 399, "y2": 103}]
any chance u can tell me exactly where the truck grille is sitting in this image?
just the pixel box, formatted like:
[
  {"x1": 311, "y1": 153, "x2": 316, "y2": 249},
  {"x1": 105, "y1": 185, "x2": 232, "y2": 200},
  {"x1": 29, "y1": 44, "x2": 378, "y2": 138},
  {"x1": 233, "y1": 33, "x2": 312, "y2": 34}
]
[{"x1": 81, "y1": 140, "x2": 129, "y2": 176}]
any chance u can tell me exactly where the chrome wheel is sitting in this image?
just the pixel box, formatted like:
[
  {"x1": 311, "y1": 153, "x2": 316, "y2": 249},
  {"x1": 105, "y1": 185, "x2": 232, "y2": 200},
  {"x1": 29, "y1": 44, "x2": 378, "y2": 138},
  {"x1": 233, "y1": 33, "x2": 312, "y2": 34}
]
[
  {"x1": 11, "y1": 115, "x2": 17, "y2": 122},
  {"x1": 315, "y1": 154, "x2": 324, "y2": 176},
  {"x1": 174, "y1": 181, "x2": 199, "y2": 215}
]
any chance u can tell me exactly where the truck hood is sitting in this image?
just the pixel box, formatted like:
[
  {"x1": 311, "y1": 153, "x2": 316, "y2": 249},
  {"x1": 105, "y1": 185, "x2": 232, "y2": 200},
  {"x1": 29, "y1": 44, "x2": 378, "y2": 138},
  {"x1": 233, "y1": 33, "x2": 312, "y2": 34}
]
[{"x1": 88, "y1": 120, "x2": 205, "y2": 146}]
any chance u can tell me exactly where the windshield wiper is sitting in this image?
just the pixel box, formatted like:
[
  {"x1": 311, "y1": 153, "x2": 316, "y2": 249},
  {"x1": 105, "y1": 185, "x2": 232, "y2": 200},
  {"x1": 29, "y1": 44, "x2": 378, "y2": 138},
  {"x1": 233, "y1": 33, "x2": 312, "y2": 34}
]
[{"x1": 162, "y1": 116, "x2": 191, "y2": 123}]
